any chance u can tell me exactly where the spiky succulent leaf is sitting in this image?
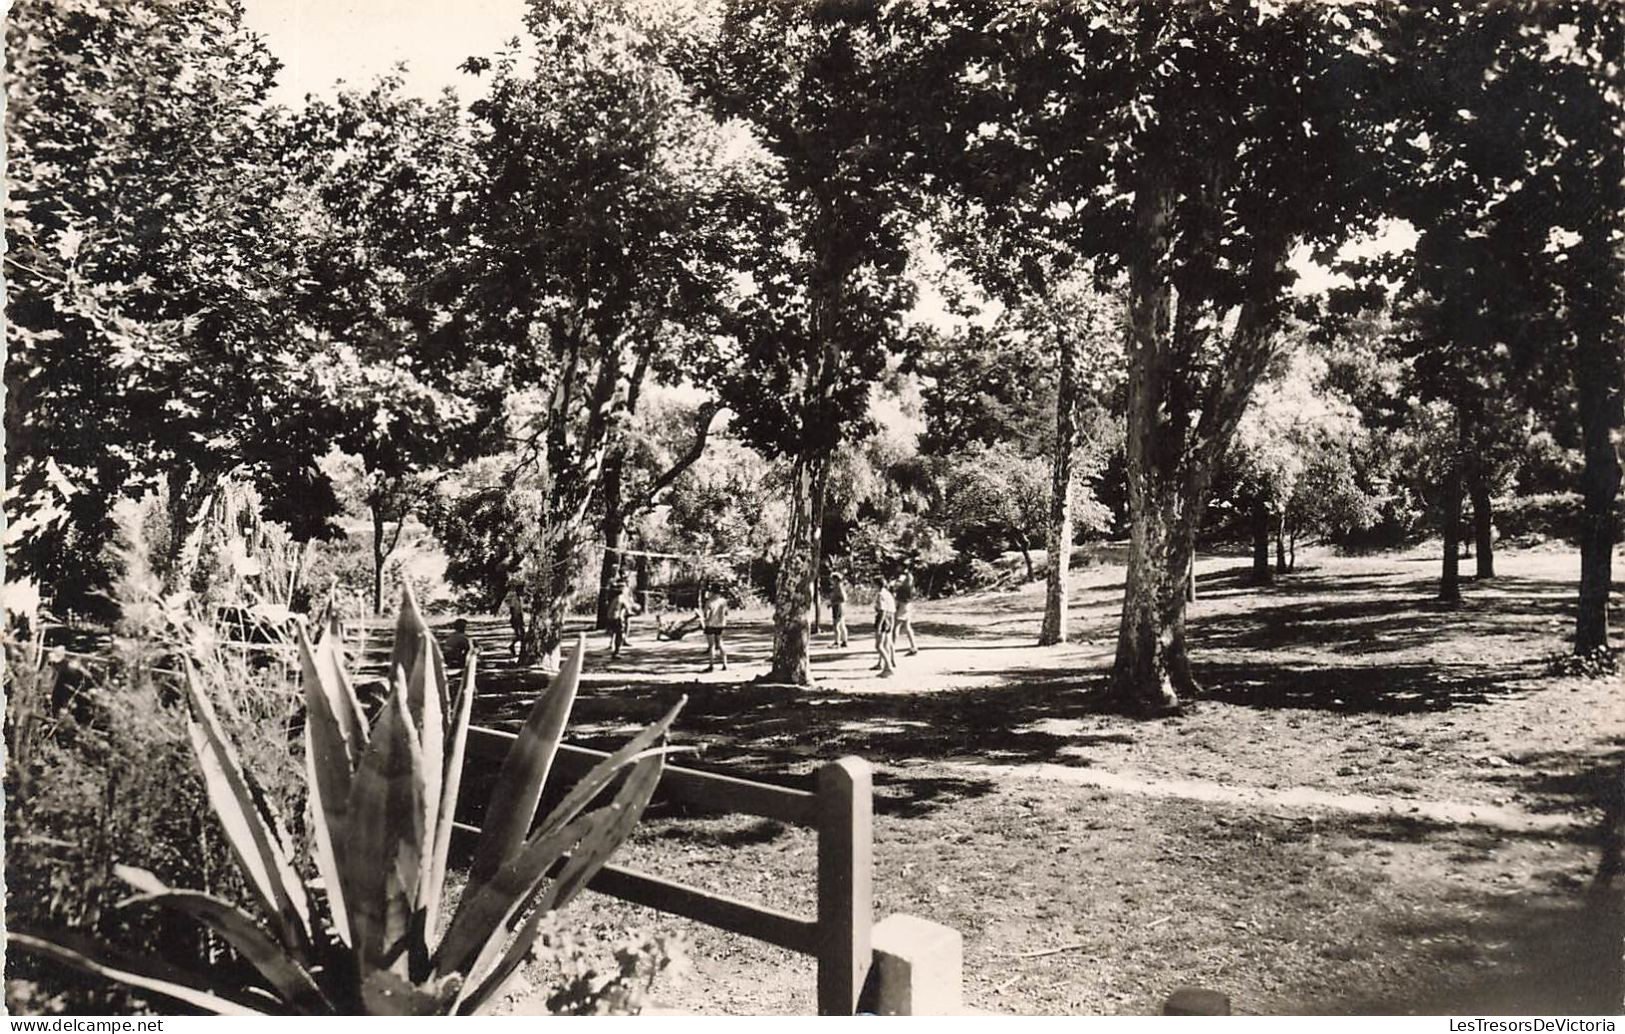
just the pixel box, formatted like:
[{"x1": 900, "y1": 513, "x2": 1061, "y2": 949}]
[
  {"x1": 532, "y1": 697, "x2": 685, "y2": 839},
  {"x1": 183, "y1": 665, "x2": 312, "y2": 950},
  {"x1": 424, "y1": 651, "x2": 478, "y2": 945},
  {"x1": 345, "y1": 684, "x2": 427, "y2": 979},
  {"x1": 458, "y1": 750, "x2": 668, "y2": 1015},
  {"x1": 435, "y1": 812, "x2": 598, "y2": 982},
  {"x1": 8, "y1": 932, "x2": 268, "y2": 1016},
  {"x1": 114, "y1": 866, "x2": 331, "y2": 1013},
  {"x1": 464, "y1": 636, "x2": 586, "y2": 896},
  {"x1": 406, "y1": 632, "x2": 445, "y2": 935},
  {"x1": 299, "y1": 627, "x2": 359, "y2": 946}
]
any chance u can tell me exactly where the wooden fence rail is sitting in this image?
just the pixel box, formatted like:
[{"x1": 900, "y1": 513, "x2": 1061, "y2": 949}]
[{"x1": 461, "y1": 727, "x2": 874, "y2": 1016}]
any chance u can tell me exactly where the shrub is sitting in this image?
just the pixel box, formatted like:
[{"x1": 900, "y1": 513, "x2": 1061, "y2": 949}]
[
  {"x1": 10, "y1": 589, "x2": 685, "y2": 1015},
  {"x1": 5, "y1": 542, "x2": 303, "y2": 1014}
]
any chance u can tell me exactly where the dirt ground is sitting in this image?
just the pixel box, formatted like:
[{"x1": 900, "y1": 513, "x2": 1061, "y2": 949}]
[{"x1": 432, "y1": 544, "x2": 1624, "y2": 1016}]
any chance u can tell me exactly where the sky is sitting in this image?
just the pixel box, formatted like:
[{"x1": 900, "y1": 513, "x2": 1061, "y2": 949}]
[{"x1": 241, "y1": 0, "x2": 530, "y2": 104}]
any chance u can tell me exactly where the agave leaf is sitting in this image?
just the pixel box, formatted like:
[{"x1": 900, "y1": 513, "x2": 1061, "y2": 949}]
[
  {"x1": 408, "y1": 632, "x2": 445, "y2": 933},
  {"x1": 305, "y1": 724, "x2": 352, "y2": 948},
  {"x1": 183, "y1": 664, "x2": 312, "y2": 949},
  {"x1": 531, "y1": 696, "x2": 685, "y2": 840},
  {"x1": 8, "y1": 931, "x2": 267, "y2": 1016},
  {"x1": 114, "y1": 866, "x2": 331, "y2": 1013},
  {"x1": 315, "y1": 617, "x2": 368, "y2": 748},
  {"x1": 299, "y1": 628, "x2": 359, "y2": 944},
  {"x1": 434, "y1": 812, "x2": 598, "y2": 983},
  {"x1": 537, "y1": 750, "x2": 665, "y2": 914},
  {"x1": 424, "y1": 650, "x2": 478, "y2": 946},
  {"x1": 388, "y1": 584, "x2": 432, "y2": 726},
  {"x1": 458, "y1": 750, "x2": 667, "y2": 1015},
  {"x1": 464, "y1": 636, "x2": 586, "y2": 897},
  {"x1": 345, "y1": 683, "x2": 427, "y2": 979}
]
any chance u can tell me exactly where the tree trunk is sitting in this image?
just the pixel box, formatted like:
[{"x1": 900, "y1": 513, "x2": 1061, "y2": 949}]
[
  {"x1": 1440, "y1": 452, "x2": 1463, "y2": 604},
  {"x1": 1251, "y1": 498, "x2": 1272, "y2": 585},
  {"x1": 594, "y1": 449, "x2": 629, "y2": 630},
  {"x1": 1017, "y1": 538, "x2": 1035, "y2": 583},
  {"x1": 519, "y1": 528, "x2": 575, "y2": 669},
  {"x1": 767, "y1": 453, "x2": 827, "y2": 684},
  {"x1": 811, "y1": 479, "x2": 828, "y2": 633},
  {"x1": 1576, "y1": 370, "x2": 1621, "y2": 653},
  {"x1": 370, "y1": 506, "x2": 387, "y2": 616},
  {"x1": 1109, "y1": 101, "x2": 1286, "y2": 711},
  {"x1": 1113, "y1": 476, "x2": 1200, "y2": 713},
  {"x1": 162, "y1": 467, "x2": 216, "y2": 595},
  {"x1": 1039, "y1": 335, "x2": 1080, "y2": 646},
  {"x1": 1274, "y1": 511, "x2": 1287, "y2": 574},
  {"x1": 1185, "y1": 550, "x2": 1196, "y2": 602},
  {"x1": 1470, "y1": 471, "x2": 1495, "y2": 580}
]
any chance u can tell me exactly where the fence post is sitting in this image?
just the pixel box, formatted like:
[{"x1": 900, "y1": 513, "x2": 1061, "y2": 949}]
[{"x1": 816, "y1": 756, "x2": 873, "y2": 1015}]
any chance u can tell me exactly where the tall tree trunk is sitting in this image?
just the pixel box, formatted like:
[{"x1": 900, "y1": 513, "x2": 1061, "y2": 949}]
[
  {"x1": 1185, "y1": 550, "x2": 1196, "y2": 602},
  {"x1": 370, "y1": 506, "x2": 387, "y2": 616},
  {"x1": 1109, "y1": 100, "x2": 1286, "y2": 711},
  {"x1": 519, "y1": 527, "x2": 575, "y2": 669},
  {"x1": 1113, "y1": 475, "x2": 1200, "y2": 713},
  {"x1": 1576, "y1": 367, "x2": 1622, "y2": 653},
  {"x1": 1470, "y1": 471, "x2": 1495, "y2": 580},
  {"x1": 1251, "y1": 498, "x2": 1272, "y2": 585},
  {"x1": 594, "y1": 448, "x2": 629, "y2": 630},
  {"x1": 1039, "y1": 336, "x2": 1080, "y2": 646},
  {"x1": 1440, "y1": 451, "x2": 1463, "y2": 604},
  {"x1": 767, "y1": 453, "x2": 827, "y2": 683},
  {"x1": 811, "y1": 478, "x2": 828, "y2": 634}
]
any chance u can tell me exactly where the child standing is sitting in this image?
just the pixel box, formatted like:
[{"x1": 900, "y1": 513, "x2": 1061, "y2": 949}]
[
  {"x1": 702, "y1": 584, "x2": 730, "y2": 672},
  {"x1": 829, "y1": 570, "x2": 849, "y2": 647},
  {"x1": 871, "y1": 575, "x2": 896, "y2": 677},
  {"x1": 610, "y1": 581, "x2": 639, "y2": 659}
]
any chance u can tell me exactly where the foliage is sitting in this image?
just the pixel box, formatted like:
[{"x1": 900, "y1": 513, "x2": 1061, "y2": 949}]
[
  {"x1": 10, "y1": 588, "x2": 686, "y2": 1014},
  {"x1": 5, "y1": 0, "x2": 329, "y2": 600},
  {"x1": 1545, "y1": 646, "x2": 1618, "y2": 681},
  {"x1": 940, "y1": 444, "x2": 1110, "y2": 579},
  {"x1": 457, "y1": 0, "x2": 751, "y2": 659},
  {"x1": 5, "y1": 514, "x2": 303, "y2": 1014}
]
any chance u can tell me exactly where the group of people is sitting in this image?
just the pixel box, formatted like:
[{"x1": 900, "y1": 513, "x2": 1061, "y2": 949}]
[
  {"x1": 460, "y1": 569, "x2": 916, "y2": 678},
  {"x1": 616, "y1": 580, "x2": 731, "y2": 672},
  {"x1": 828, "y1": 569, "x2": 919, "y2": 678}
]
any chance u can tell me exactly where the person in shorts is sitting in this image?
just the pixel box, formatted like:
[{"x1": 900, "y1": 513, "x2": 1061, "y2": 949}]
[
  {"x1": 829, "y1": 570, "x2": 849, "y2": 647},
  {"x1": 702, "y1": 584, "x2": 730, "y2": 672},
  {"x1": 871, "y1": 575, "x2": 896, "y2": 677},
  {"x1": 609, "y1": 581, "x2": 639, "y2": 659},
  {"x1": 894, "y1": 569, "x2": 919, "y2": 656}
]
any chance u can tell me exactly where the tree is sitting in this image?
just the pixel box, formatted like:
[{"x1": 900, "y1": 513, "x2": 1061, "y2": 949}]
[
  {"x1": 1376, "y1": 2, "x2": 1623, "y2": 620},
  {"x1": 458, "y1": 0, "x2": 747, "y2": 664},
  {"x1": 893, "y1": 2, "x2": 1391, "y2": 709},
  {"x1": 5, "y1": 0, "x2": 323, "y2": 601},
  {"x1": 1222, "y1": 347, "x2": 1376, "y2": 580},
  {"x1": 678, "y1": 2, "x2": 919, "y2": 684},
  {"x1": 591, "y1": 393, "x2": 725, "y2": 630},
  {"x1": 285, "y1": 77, "x2": 489, "y2": 613}
]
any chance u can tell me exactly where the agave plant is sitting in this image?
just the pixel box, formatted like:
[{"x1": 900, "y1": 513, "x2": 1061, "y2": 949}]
[{"x1": 11, "y1": 589, "x2": 684, "y2": 1014}]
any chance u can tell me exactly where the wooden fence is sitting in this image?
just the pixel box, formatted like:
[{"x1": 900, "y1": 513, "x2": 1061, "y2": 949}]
[{"x1": 459, "y1": 726, "x2": 875, "y2": 1016}]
